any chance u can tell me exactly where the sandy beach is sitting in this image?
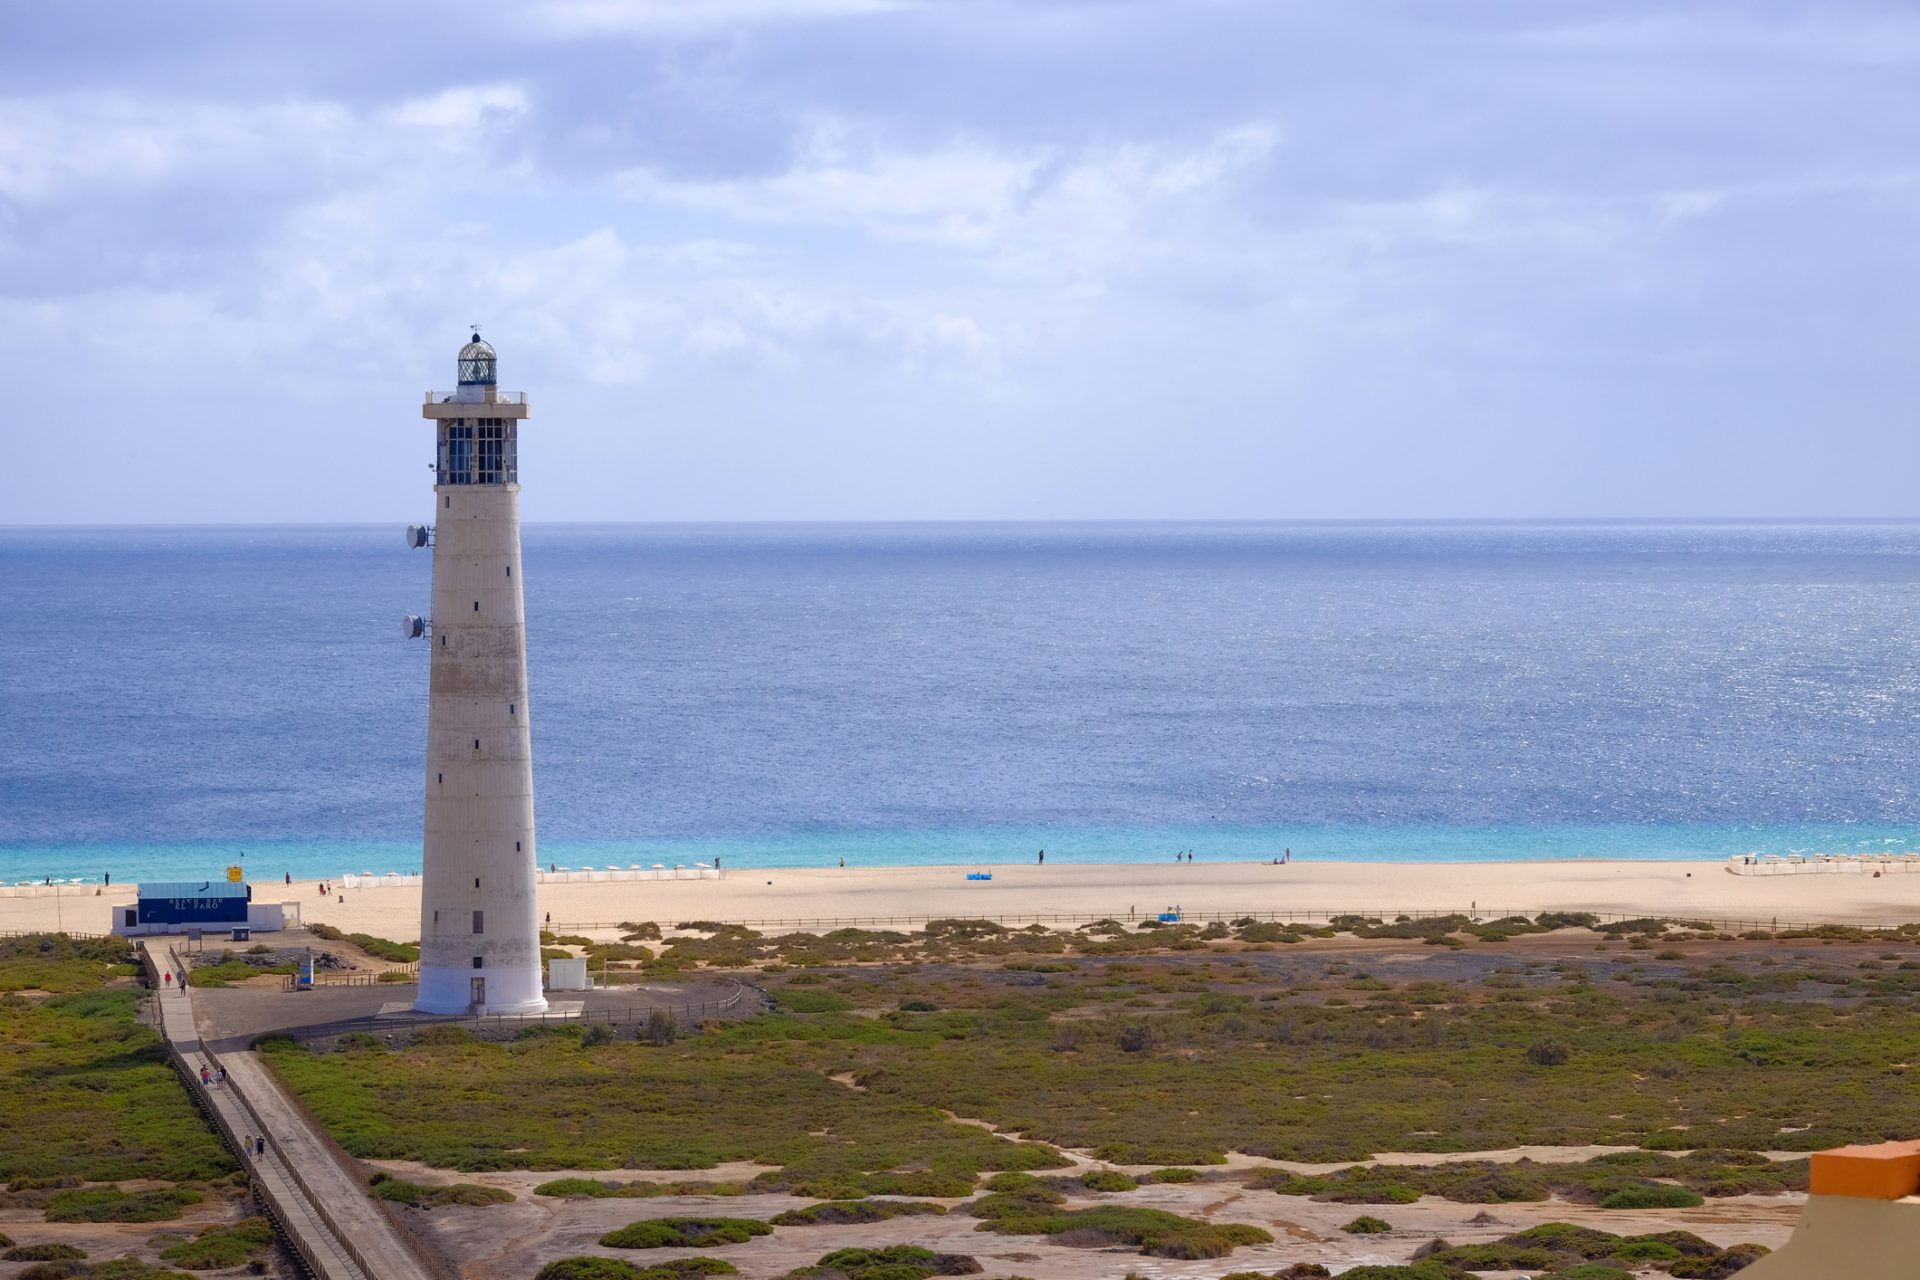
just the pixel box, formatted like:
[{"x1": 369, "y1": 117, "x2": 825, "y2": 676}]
[{"x1": 13, "y1": 859, "x2": 1920, "y2": 940}]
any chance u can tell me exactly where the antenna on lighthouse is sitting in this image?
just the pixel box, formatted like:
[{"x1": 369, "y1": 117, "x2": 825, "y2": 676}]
[
  {"x1": 405, "y1": 524, "x2": 432, "y2": 549},
  {"x1": 402, "y1": 615, "x2": 428, "y2": 639}
]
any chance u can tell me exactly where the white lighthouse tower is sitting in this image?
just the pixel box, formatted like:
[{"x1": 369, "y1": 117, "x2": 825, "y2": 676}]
[{"x1": 407, "y1": 333, "x2": 547, "y2": 1015}]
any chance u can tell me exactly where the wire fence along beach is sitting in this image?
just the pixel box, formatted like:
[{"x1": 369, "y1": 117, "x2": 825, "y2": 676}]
[{"x1": 546, "y1": 908, "x2": 1918, "y2": 934}]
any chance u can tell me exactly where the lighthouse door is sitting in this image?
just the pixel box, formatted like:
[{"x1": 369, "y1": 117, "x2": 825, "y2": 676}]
[{"x1": 470, "y1": 977, "x2": 485, "y2": 1009}]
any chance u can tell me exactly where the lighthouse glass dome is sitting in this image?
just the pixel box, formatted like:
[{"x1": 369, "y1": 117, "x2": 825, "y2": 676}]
[{"x1": 458, "y1": 334, "x2": 496, "y2": 385}]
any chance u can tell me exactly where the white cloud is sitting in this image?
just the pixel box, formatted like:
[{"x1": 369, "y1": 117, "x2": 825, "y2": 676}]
[{"x1": 386, "y1": 83, "x2": 528, "y2": 129}]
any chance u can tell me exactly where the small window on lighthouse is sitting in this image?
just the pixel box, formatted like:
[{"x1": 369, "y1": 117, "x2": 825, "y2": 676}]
[
  {"x1": 506, "y1": 565, "x2": 512, "y2": 578},
  {"x1": 473, "y1": 601, "x2": 480, "y2": 612},
  {"x1": 474, "y1": 877, "x2": 481, "y2": 889},
  {"x1": 515, "y1": 841, "x2": 522, "y2": 852},
  {"x1": 472, "y1": 910, "x2": 485, "y2": 934},
  {"x1": 472, "y1": 956, "x2": 482, "y2": 969}
]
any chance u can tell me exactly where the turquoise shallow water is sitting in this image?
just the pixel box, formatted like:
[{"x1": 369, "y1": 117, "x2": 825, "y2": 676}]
[
  {"x1": 5, "y1": 823, "x2": 1917, "y2": 885},
  {"x1": 8, "y1": 521, "x2": 1920, "y2": 886}
]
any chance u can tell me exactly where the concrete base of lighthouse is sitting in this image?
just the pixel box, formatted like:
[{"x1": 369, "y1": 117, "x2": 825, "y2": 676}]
[{"x1": 415, "y1": 967, "x2": 548, "y2": 1017}]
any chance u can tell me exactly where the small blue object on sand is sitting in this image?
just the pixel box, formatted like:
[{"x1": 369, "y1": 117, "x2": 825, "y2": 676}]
[{"x1": 967, "y1": 872, "x2": 993, "y2": 881}]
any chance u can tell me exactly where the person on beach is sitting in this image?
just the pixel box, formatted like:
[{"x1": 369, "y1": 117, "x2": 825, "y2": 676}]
[
  {"x1": 103, "y1": 872, "x2": 109, "y2": 886},
  {"x1": 1037, "y1": 850, "x2": 1045, "y2": 865},
  {"x1": 284, "y1": 872, "x2": 291, "y2": 884},
  {"x1": 838, "y1": 856, "x2": 845, "y2": 868}
]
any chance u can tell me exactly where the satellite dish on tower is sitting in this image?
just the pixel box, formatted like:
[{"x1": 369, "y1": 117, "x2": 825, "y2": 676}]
[
  {"x1": 402, "y1": 615, "x2": 426, "y2": 639},
  {"x1": 405, "y1": 524, "x2": 432, "y2": 549}
]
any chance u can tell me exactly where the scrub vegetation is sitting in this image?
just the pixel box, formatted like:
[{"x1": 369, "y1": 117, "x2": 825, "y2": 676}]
[
  {"x1": 782, "y1": 1246, "x2": 986, "y2": 1279},
  {"x1": 0, "y1": 935, "x2": 252, "y2": 1280},
  {"x1": 536, "y1": 1261, "x2": 737, "y2": 1280},
  {"x1": 966, "y1": 1179, "x2": 1272, "y2": 1257},
  {"x1": 156, "y1": 1216, "x2": 275, "y2": 1269},
  {"x1": 770, "y1": 1200, "x2": 948, "y2": 1225},
  {"x1": 268, "y1": 913, "x2": 1920, "y2": 1181},
  {"x1": 598, "y1": 1217, "x2": 773, "y2": 1249},
  {"x1": 0, "y1": 944, "x2": 232, "y2": 1186},
  {"x1": 305, "y1": 923, "x2": 420, "y2": 964},
  {"x1": 1248, "y1": 1149, "x2": 1804, "y2": 1205},
  {"x1": 367, "y1": 1173, "x2": 514, "y2": 1207}
]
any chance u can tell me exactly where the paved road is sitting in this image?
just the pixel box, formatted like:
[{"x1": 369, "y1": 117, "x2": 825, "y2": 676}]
[{"x1": 143, "y1": 941, "x2": 425, "y2": 1280}]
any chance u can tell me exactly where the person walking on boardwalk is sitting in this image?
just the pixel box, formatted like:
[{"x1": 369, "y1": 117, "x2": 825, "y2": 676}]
[
  {"x1": 199, "y1": 1066, "x2": 210, "y2": 1085},
  {"x1": 254, "y1": 1136, "x2": 265, "y2": 1158}
]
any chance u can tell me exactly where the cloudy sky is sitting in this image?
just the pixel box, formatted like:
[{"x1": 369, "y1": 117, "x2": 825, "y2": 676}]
[{"x1": 2, "y1": 1, "x2": 1916, "y2": 524}]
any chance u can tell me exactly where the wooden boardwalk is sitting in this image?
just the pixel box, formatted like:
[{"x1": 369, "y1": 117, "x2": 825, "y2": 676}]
[{"x1": 143, "y1": 941, "x2": 429, "y2": 1280}]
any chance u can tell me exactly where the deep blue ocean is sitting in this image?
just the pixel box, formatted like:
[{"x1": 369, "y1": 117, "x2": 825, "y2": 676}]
[{"x1": 6, "y1": 521, "x2": 1920, "y2": 884}]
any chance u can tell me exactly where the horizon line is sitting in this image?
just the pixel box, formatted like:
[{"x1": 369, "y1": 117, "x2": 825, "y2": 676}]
[{"x1": 9, "y1": 515, "x2": 1920, "y2": 532}]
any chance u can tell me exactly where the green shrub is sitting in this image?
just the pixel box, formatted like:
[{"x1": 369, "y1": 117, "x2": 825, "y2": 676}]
[
  {"x1": 1342, "y1": 1215, "x2": 1392, "y2": 1234},
  {"x1": 535, "y1": 1259, "x2": 739, "y2": 1280},
  {"x1": 1597, "y1": 1183, "x2": 1704, "y2": 1210},
  {"x1": 1080, "y1": 1169, "x2": 1138, "y2": 1192},
  {"x1": 3, "y1": 1245, "x2": 86, "y2": 1262},
  {"x1": 368, "y1": 1173, "x2": 513, "y2": 1207},
  {"x1": 969, "y1": 1200, "x2": 1270, "y2": 1258},
  {"x1": 160, "y1": 1217, "x2": 276, "y2": 1269},
  {"x1": 808, "y1": 1245, "x2": 979, "y2": 1279},
  {"x1": 771, "y1": 1200, "x2": 947, "y2": 1225},
  {"x1": 1669, "y1": 1244, "x2": 1770, "y2": 1277},
  {"x1": 1148, "y1": 1167, "x2": 1199, "y2": 1183},
  {"x1": 1526, "y1": 1039, "x2": 1571, "y2": 1066},
  {"x1": 599, "y1": 1217, "x2": 772, "y2": 1249},
  {"x1": 18, "y1": 1263, "x2": 91, "y2": 1280},
  {"x1": 533, "y1": 1178, "x2": 747, "y2": 1199},
  {"x1": 776, "y1": 989, "x2": 855, "y2": 1014},
  {"x1": 69, "y1": 1261, "x2": 198, "y2": 1280},
  {"x1": 44, "y1": 1188, "x2": 203, "y2": 1222}
]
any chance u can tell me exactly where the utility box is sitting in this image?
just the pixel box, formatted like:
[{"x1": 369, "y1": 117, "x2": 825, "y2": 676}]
[{"x1": 547, "y1": 958, "x2": 590, "y2": 991}]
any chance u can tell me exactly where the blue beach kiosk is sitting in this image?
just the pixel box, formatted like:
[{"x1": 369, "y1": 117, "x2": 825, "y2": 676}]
[{"x1": 115, "y1": 881, "x2": 251, "y2": 937}]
